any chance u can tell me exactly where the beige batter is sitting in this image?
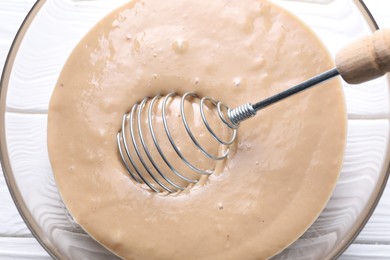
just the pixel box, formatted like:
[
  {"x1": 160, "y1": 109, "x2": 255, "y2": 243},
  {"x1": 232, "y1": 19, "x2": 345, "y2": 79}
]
[{"x1": 48, "y1": 0, "x2": 347, "y2": 259}]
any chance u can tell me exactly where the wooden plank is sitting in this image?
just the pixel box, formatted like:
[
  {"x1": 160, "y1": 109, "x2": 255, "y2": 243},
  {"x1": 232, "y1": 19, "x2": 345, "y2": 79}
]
[
  {"x1": 0, "y1": 0, "x2": 38, "y2": 238},
  {"x1": 0, "y1": 0, "x2": 36, "y2": 70},
  {"x1": 2, "y1": 113, "x2": 73, "y2": 238},
  {"x1": 0, "y1": 175, "x2": 31, "y2": 236},
  {"x1": 0, "y1": 237, "x2": 50, "y2": 260},
  {"x1": 356, "y1": 184, "x2": 390, "y2": 243},
  {"x1": 363, "y1": 0, "x2": 390, "y2": 29},
  {"x1": 341, "y1": 244, "x2": 390, "y2": 259}
]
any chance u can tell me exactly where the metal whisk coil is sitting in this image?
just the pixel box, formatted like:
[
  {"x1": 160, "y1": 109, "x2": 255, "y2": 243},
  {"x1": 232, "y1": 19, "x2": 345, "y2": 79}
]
[{"x1": 117, "y1": 92, "x2": 237, "y2": 193}]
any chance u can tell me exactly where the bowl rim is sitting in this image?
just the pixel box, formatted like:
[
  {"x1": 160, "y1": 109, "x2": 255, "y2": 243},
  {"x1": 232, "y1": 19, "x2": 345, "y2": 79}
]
[{"x1": 0, "y1": 0, "x2": 388, "y2": 259}]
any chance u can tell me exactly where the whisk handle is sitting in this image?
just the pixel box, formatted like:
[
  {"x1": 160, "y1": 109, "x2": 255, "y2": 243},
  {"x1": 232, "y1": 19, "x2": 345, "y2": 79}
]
[{"x1": 335, "y1": 28, "x2": 390, "y2": 84}]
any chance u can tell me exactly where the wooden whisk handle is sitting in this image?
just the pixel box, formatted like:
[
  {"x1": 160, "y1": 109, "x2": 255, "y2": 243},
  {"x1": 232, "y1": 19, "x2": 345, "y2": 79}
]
[{"x1": 335, "y1": 28, "x2": 390, "y2": 84}]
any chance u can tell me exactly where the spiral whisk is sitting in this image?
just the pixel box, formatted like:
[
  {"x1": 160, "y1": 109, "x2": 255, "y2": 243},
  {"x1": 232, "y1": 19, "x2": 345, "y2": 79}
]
[{"x1": 117, "y1": 92, "x2": 240, "y2": 193}]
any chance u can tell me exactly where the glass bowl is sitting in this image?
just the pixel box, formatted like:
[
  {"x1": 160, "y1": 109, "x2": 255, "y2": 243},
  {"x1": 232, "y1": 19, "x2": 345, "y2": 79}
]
[{"x1": 1, "y1": 0, "x2": 389, "y2": 259}]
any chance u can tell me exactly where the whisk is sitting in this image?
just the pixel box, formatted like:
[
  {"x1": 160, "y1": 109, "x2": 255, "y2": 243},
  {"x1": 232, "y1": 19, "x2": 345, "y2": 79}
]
[{"x1": 117, "y1": 29, "x2": 390, "y2": 193}]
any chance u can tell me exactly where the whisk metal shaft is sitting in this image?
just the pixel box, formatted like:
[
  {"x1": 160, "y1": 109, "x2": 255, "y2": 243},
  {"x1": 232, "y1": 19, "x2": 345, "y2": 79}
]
[{"x1": 227, "y1": 68, "x2": 339, "y2": 125}]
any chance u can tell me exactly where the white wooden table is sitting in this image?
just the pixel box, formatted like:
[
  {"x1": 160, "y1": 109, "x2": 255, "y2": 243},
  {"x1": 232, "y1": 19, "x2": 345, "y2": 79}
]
[{"x1": 1, "y1": 0, "x2": 390, "y2": 259}]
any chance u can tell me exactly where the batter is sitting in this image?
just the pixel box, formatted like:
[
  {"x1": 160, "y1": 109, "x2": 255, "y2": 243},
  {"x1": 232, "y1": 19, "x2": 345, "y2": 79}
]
[{"x1": 48, "y1": 0, "x2": 347, "y2": 259}]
